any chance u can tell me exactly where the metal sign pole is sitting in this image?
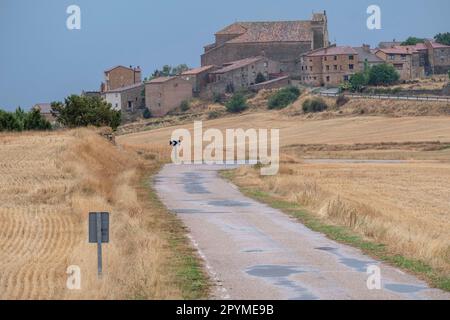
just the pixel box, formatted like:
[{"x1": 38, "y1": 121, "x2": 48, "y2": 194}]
[
  {"x1": 96, "y1": 212, "x2": 102, "y2": 278},
  {"x1": 174, "y1": 144, "x2": 178, "y2": 163}
]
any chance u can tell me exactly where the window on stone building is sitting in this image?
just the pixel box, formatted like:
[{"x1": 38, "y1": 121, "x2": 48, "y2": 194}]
[
  {"x1": 344, "y1": 75, "x2": 349, "y2": 81},
  {"x1": 334, "y1": 65, "x2": 338, "y2": 70},
  {"x1": 349, "y1": 64, "x2": 354, "y2": 70},
  {"x1": 349, "y1": 55, "x2": 354, "y2": 60},
  {"x1": 326, "y1": 76, "x2": 330, "y2": 82},
  {"x1": 334, "y1": 56, "x2": 337, "y2": 60},
  {"x1": 326, "y1": 65, "x2": 330, "y2": 71},
  {"x1": 324, "y1": 56, "x2": 327, "y2": 61}
]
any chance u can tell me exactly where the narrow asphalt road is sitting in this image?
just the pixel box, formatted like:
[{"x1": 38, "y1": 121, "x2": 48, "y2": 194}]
[{"x1": 154, "y1": 164, "x2": 450, "y2": 300}]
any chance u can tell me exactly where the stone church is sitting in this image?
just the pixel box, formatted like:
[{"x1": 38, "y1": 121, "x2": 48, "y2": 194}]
[{"x1": 201, "y1": 12, "x2": 329, "y2": 79}]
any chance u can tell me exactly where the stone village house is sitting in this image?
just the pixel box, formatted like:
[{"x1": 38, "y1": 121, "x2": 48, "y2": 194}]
[
  {"x1": 145, "y1": 76, "x2": 193, "y2": 117},
  {"x1": 101, "y1": 65, "x2": 142, "y2": 92},
  {"x1": 101, "y1": 82, "x2": 145, "y2": 113},
  {"x1": 300, "y1": 46, "x2": 360, "y2": 86}
]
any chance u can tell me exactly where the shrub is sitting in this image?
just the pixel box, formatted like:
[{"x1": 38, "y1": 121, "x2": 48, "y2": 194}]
[
  {"x1": 302, "y1": 98, "x2": 328, "y2": 113},
  {"x1": 349, "y1": 72, "x2": 368, "y2": 92},
  {"x1": 401, "y1": 37, "x2": 425, "y2": 46},
  {"x1": 213, "y1": 93, "x2": 223, "y2": 104},
  {"x1": 51, "y1": 95, "x2": 122, "y2": 130},
  {"x1": 0, "y1": 109, "x2": 20, "y2": 131},
  {"x1": 225, "y1": 93, "x2": 248, "y2": 113},
  {"x1": 255, "y1": 72, "x2": 266, "y2": 84},
  {"x1": 143, "y1": 108, "x2": 152, "y2": 119},
  {"x1": 207, "y1": 111, "x2": 221, "y2": 119},
  {"x1": 368, "y1": 64, "x2": 400, "y2": 86},
  {"x1": 180, "y1": 100, "x2": 190, "y2": 112},
  {"x1": 336, "y1": 94, "x2": 350, "y2": 107},
  {"x1": 268, "y1": 86, "x2": 301, "y2": 110}
]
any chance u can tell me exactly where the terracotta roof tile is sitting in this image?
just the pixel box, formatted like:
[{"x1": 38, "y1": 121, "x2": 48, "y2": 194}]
[
  {"x1": 146, "y1": 76, "x2": 175, "y2": 84},
  {"x1": 211, "y1": 57, "x2": 264, "y2": 74},
  {"x1": 182, "y1": 65, "x2": 215, "y2": 75},
  {"x1": 216, "y1": 21, "x2": 313, "y2": 43},
  {"x1": 103, "y1": 82, "x2": 143, "y2": 93}
]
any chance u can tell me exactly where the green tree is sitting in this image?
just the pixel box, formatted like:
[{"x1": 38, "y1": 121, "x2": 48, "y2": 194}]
[
  {"x1": 401, "y1": 37, "x2": 425, "y2": 46},
  {"x1": 172, "y1": 64, "x2": 190, "y2": 75},
  {"x1": 14, "y1": 107, "x2": 26, "y2": 130},
  {"x1": 0, "y1": 109, "x2": 20, "y2": 131},
  {"x1": 349, "y1": 72, "x2": 368, "y2": 92},
  {"x1": 148, "y1": 64, "x2": 190, "y2": 80},
  {"x1": 225, "y1": 93, "x2": 248, "y2": 113},
  {"x1": 51, "y1": 95, "x2": 122, "y2": 130},
  {"x1": 368, "y1": 64, "x2": 400, "y2": 86},
  {"x1": 434, "y1": 32, "x2": 450, "y2": 46},
  {"x1": 23, "y1": 109, "x2": 52, "y2": 130},
  {"x1": 143, "y1": 108, "x2": 152, "y2": 119},
  {"x1": 255, "y1": 72, "x2": 266, "y2": 84}
]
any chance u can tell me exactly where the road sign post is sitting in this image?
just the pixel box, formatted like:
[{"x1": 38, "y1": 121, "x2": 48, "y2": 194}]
[
  {"x1": 170, "y1": 140, "x2": 181, "y2": 163},
  {"x1": 89, "y1": 212, "x2": 109, "y2": 279}
]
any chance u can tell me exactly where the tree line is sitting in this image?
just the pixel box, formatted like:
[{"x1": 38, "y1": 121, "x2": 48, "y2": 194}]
[
  {"x1": 1, "y1": 95, "x2": 121, "y2": 132},
  {"x1": 0, "y1": 107, "x2": 51, "y2": 132},
  {"x1": 401, "y1": 32, "x2": 450, "y2": 46}
]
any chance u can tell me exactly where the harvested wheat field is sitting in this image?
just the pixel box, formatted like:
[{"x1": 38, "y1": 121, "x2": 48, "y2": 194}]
[
  {"x1": 117, "y1": 114, "x2": 450, "y2": 148},
  {"x1": 0, "y1": 129, "x2": 205, "y2": 300}
]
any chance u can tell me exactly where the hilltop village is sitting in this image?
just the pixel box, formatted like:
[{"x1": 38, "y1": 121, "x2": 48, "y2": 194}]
[{"x1": 34, "y1": 12, "x2": 450, "y2": 121}]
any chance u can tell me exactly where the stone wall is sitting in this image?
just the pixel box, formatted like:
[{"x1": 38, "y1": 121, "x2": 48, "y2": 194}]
[
  {"x1": 249, "y1": 76, "x2": 291, "y2": 91},
  {"x1": 201, "y1": 42, "x2": 312, "y2": 78}
]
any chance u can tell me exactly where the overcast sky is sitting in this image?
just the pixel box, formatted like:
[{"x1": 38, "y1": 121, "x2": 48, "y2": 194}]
[{"x1": 1, "y1": 0, "x2": 449, "y2": 110}]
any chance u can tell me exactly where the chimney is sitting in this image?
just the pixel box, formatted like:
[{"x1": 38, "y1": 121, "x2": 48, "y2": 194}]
[{"x1": 362, "y1": 44, "x2": 370, "y2": 53}]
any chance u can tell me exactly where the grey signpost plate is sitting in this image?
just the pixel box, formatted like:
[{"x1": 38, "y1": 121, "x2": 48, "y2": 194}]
[
  {"x1": 88, "y1": 212, "x2": 110, "y2": 277},
  {"x1": 89, "y1": 212, "x2": 109, "y2": 243}
]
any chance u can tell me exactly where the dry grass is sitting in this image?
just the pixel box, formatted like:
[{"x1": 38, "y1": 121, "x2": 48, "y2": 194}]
[
  {"x1": 117, "y1": 113, "x2": 450, "y2": 148},
  {"x1": 0, "y1": 129, "x2": 206, "y2": 300},
  {"x1": 282, "y1": 93, "x2": 450, "y2": 118},
  {"x1": 230, "y1": 159, "x2": 450, "y2": 277}
]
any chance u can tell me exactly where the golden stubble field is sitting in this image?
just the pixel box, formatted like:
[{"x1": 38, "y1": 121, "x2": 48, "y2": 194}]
[
  {"x1": 0, "y1": 129, "x2": 190, "y2": 300},
  {"x1": 117, "y1": 114, "x2": 450, "y2": 148}
]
